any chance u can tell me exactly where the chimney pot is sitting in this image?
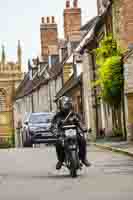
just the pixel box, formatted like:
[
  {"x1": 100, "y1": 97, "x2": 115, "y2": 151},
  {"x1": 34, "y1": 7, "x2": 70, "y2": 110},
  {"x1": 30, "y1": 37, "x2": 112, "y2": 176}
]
[
  {"x1": 73, "y1": 0, "x2": 78, "y2": 8},
  {"x1": 66, "y1": 0, "x2": 70, "y2": 8},
  {"x1": 41, "y1": 17, "x2": 45, "y2": 23},
  {"x1": 52, "y1": 16, "x2": 55, "y2": 23},
  {"x1": 47, "y1": 17, "x2": 50, "y2": 23}
]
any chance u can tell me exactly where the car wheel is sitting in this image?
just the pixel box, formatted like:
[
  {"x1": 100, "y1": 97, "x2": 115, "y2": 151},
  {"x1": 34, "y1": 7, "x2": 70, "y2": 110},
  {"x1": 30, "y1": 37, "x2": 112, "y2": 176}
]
[
  {"x1": 23, "y1": 139, "x2": 32, "y2": 147},
  {"x1": 23, "y1": 131, "x2": 32, "y2": 147}
]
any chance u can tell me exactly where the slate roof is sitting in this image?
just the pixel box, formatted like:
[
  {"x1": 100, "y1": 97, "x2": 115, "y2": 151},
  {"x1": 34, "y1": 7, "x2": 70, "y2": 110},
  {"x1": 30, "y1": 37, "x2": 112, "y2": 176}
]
[
  {"x1": 15, "y1": 16, "x2": 100, "y2": 101},
  {"x1": 48, "y1": 63, "x2": 63, "y2": 79},
  {"x1": 15, "y1": 73, "x2": 48, "y2": 100},
  {"x1": 55, "y1": 74, "x2": 82, "y2": 101},
  {"x1": 81, "y1": 16, "x2": 98, "y2": 32},
  {"x1": 54, "y1": 17, "x2": 102, "y2": 100}
]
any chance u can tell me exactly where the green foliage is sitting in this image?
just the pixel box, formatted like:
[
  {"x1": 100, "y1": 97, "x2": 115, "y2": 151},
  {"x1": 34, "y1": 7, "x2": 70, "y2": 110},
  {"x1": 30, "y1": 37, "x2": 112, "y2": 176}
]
[
  {"x1": 112, "y1": 128, "x2": 123, "y2": 137},
  {"x1": 0, "y1": 135, "x2": 15, "y2": 149},
  {"x1": 95, "y1": 35, "x2": 123, "y2": 108}
]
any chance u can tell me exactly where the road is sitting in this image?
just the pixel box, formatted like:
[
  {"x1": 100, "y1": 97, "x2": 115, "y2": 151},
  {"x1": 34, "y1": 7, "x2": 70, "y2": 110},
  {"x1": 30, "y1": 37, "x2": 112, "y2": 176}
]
[{"x1": 0, "y1": 145, "x2": 133, "y2": 200}]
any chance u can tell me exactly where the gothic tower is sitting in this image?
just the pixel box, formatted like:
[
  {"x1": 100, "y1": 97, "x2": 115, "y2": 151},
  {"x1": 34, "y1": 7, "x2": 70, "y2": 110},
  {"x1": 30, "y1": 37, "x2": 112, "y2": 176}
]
[
  {"x1": 1, "y1": 45, "x2": 6, "y2": 70},
  {"x1": 0, "y1": 42, "x2": 23, "y2": 143},
  {"x1": 17, "y1": 40, "x2": 22, "y2": 70}
]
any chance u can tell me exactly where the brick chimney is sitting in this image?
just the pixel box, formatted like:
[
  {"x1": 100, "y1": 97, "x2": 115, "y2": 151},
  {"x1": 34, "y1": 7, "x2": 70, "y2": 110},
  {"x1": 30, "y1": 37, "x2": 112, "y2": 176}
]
[
  {"x1": 40, "y1": 16, "x2": 58, "y2": 60},
  {"x1": 64, "y1": 0, "x2": 81, "y2": 42}
]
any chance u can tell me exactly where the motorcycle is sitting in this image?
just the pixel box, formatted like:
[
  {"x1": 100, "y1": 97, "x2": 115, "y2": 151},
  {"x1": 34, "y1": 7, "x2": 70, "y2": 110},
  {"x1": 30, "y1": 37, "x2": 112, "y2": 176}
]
[{"x1": 59, "y1": 124, "x2": 82, "y2": 178}]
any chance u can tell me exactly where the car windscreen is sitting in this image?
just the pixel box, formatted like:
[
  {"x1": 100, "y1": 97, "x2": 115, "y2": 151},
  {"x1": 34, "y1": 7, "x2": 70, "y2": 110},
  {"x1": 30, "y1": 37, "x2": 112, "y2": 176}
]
[{"x1": 29, "y1": 113, "x2": 54, "y2": 124}]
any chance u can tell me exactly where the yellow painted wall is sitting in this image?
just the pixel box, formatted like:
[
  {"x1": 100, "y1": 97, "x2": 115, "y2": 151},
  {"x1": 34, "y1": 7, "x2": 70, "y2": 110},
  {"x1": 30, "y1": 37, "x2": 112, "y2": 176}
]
[
  {"x1": 65, "y1": 86, "x2": 82, "y2": 115},
  {"x1": 63, "y1": 63, "x2": 73, "y2": 83},
  {"x1": 0, "y1": 111, "x2": 14, "y2": 137}
]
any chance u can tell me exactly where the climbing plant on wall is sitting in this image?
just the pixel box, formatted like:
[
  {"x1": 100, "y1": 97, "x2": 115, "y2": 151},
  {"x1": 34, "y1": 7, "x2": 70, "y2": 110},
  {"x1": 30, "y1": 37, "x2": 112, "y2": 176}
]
[{"x1": 95, "y1": 35, "x2": 124, "y2": 135}]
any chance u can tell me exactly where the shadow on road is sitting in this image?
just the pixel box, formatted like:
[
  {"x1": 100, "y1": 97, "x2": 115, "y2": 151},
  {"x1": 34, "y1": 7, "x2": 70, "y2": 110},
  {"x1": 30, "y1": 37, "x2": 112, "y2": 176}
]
[{"x1": 0, "y1": 172, "x2": 83, "y2": 180}]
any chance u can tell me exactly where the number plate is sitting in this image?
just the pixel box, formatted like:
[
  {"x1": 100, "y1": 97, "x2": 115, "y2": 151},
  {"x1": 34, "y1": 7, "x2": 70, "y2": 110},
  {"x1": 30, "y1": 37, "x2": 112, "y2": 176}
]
[{"x1": 65, "y1": 129, "x2": 76, "y2": 137}]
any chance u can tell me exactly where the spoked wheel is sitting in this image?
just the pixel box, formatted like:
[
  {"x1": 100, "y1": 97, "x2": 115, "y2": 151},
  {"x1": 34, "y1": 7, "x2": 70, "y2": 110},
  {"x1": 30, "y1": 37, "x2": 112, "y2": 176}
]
[{"x1": 69, "y1": 151, "x2": 79, "y2": 178}]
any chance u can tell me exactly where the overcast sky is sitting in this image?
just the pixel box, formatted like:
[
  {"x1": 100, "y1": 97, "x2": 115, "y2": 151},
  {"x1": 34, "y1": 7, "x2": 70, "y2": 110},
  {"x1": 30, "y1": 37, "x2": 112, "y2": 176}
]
[{"x1": 0, "y1": 0, "x2": 97, "y2": 71}]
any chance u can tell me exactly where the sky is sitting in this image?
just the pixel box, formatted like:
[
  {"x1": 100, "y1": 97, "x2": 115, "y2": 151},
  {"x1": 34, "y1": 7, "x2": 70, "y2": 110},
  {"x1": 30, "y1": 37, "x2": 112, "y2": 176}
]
[{"x1": 0, "y1": 0, "x2": 97, "y2": 71}]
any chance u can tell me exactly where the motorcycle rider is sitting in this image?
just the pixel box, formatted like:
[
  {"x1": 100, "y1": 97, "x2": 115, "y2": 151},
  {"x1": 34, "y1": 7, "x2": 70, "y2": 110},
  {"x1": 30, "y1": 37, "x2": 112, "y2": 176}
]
[{"x1": 51, "y1": 96, "x2": 90, "y2": 170}]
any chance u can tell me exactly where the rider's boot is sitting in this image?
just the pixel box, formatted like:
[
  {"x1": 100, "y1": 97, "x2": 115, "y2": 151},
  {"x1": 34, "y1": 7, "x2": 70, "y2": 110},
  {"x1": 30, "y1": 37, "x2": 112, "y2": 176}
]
[
  {"x1": 82, "y1": 158, "x2": 91, "y2": 167},
  {"x1": 56, "y1": 161, "x2": 63, "y2": 170}
]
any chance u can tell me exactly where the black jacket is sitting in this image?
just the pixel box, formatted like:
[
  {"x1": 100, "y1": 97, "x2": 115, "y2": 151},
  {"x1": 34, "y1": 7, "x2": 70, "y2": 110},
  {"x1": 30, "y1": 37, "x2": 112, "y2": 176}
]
[{"x1": 50, "y1": 110, "x2": 86, "y2": 136}]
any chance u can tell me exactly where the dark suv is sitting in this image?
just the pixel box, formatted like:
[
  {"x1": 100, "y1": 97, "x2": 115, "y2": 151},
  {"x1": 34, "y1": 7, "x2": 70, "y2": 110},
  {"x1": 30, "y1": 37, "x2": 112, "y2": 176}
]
[{"x1": 22, "y1": 112, "x2": 56, "y2": 147}]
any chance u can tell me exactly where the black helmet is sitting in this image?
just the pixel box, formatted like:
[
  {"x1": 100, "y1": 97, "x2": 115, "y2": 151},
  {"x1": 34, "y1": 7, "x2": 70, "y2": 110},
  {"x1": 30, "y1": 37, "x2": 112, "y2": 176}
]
[{"x1": 58, "y1": 96, "x2": 73, "y2": 112}]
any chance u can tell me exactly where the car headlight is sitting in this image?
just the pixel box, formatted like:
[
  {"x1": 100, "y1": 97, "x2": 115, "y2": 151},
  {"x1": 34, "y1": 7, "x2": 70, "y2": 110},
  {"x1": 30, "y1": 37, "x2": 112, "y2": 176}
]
[{"x1": 29, "y1": 127, "x2": 37, "y2": 132}]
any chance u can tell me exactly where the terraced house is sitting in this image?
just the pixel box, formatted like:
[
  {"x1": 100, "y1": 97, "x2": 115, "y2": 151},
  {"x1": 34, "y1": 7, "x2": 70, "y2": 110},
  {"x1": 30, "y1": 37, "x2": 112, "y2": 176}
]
[
  {"x1": 14, "y1": 0, "x2": 82, "y2": 134},
  {"x1": 14, "y1": 0, "x2": 133, "y2": 144},
  {"x1": 56, "y1": 0, "x2": 133, "y2": 141}
]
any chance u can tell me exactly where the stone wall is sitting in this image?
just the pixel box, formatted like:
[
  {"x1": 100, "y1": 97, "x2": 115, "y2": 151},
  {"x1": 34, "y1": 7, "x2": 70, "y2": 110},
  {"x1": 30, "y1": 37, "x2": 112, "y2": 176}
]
[
  {"x1": 113, "y1": 0, "x2": 133, "y2": 49},
  {"x1": 14, "y1": 75, "x2": 62, "y2": 131},
  {"x1": 82, "y1": 51, "x2": 97, "y2": 141},
  {"x1": 48, "y1": 76, "x2": 62, "y2": 112},
  {"x1": 124, "y1": 51, "x2": 133, "y2": 140},
  {"x1": 38, "y1": 85, "x2": 50, "y2": 112},
  {"x1": 124, "y1": 52, "x2": 133, "y2": 94}
]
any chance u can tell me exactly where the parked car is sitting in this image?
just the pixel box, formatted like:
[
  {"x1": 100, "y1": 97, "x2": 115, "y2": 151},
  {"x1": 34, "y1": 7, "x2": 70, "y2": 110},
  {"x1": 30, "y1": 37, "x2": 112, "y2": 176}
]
[{"x1": 21, "y1": 112, "x2": 56, "y2": 147}]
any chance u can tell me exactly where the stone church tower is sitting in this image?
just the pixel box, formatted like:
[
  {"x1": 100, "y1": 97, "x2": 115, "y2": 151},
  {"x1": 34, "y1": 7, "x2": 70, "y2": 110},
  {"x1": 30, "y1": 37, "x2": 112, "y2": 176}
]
[{"x1": 0, "y1": 41, "x2": 23, "y2": 143}]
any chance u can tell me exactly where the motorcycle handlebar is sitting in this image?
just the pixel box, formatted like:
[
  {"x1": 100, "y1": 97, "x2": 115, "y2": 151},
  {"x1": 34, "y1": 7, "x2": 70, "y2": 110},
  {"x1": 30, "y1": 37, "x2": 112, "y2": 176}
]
[{"x1": 83, "y1": 128, "x2": 92, "y2": 133}]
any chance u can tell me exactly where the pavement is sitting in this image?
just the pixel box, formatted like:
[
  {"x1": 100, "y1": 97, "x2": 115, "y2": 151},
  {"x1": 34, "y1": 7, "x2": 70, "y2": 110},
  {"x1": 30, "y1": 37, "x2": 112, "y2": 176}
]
[
  {"x1": 93, "y1": 140, "x2": 133, "y2": 157},
  {"x1": 0, "y1": 145, "x2": 133, "y2": 200}
]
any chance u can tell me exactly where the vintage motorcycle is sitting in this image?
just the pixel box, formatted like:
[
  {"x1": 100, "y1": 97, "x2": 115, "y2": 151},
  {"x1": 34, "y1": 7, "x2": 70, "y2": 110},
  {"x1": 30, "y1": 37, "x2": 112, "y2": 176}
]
[{"x1": 59, "y1": 123, "x2": 83, "y2": 178}]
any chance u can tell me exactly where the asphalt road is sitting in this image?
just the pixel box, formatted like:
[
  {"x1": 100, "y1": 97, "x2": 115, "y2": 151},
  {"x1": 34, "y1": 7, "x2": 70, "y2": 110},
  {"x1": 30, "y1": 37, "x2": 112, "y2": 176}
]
[{"x1": 0, "y1": 145, "x2": 133, "y2": 200}]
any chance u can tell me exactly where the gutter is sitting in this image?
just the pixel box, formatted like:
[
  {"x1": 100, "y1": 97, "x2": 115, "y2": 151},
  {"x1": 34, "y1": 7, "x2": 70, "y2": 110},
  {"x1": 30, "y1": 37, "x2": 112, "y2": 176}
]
[{"x1": 93, "y1": 143, "x2": 133, "y2": 157}]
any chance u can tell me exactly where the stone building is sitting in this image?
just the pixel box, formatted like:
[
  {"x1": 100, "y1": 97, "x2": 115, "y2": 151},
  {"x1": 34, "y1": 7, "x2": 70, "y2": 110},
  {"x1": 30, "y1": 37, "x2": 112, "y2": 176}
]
[
  {"x1": 14, "y1": 0, "x2": 108, "y2": 143},
  {"x1": 106, "y1": 0, "x2": 133, "y2": 140},
  {"x1": 56, "y1": 1, "x2": 116, "y2": 141},
  {"x1": 15, "y1": 0, "x2": 133, "y2": 143},
  {"x1": 14, "y1": 0, "x2": 83, "y2": 126},
  {"x1": 0, "y1": 41, "x2": 23, "y2": 142},
  {"x1": 91, "y1": 0, "x2": 133, "y2": 141},
  {"x1": 14, "y1": 4, "x2": 67, "y2": 135}
]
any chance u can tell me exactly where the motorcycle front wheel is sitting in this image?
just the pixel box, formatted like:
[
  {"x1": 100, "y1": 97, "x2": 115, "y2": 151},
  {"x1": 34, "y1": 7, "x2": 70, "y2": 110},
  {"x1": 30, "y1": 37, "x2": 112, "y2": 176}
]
[{"x1": 69, "y1": 150, "x2": 79, "y2": 178}]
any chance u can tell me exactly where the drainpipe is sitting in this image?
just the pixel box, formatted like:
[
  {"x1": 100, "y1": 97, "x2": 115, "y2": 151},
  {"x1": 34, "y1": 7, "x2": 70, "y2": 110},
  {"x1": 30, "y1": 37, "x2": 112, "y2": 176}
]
[
  {"x1": 121, "y1": 56, "x2": 127, "y2": 140},
  {"x1": 73, "y1": 53, "x2": 77, "y2": 79},
  {"x1": 31, "y1": 94, "x2": 34, "y2": 113},
  {"x1": 80, "y1": 79, "x2": 84, "y2": 121},
  {"x1": 28, "y1": 59, "x2": 34, "y2": 113},
  {"x1": 48, "y1": 82, "x2": 52, "y2": 112},
  {"x1": 91, "y1": 52, "x2": 99, "y2": 139}
]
